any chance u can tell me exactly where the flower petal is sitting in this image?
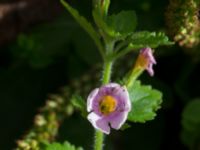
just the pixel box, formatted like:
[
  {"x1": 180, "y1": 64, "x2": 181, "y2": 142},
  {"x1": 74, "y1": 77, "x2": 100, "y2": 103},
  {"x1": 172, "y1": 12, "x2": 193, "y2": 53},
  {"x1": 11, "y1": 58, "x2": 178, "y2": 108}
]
[
  {"x1": 104, "y1": 83, "x2": 120, "y2": 88},
  {"x1": 96, "y1": 118, "x2": 110, "y2": 134},
  {"x1": 87, "y1": 112, "x2": 110, "y2": 134},
  {"x1": 87, "y1": 88, "x2": 99, "y2": 112},
  {"x1": 143, "y1": 47, "x2": 156, "y2": 64},
  {"x1": 110, "y1": 112, "x2": 128, "y2": 130},
  {"x1": 120, "y1": 86, "x2": 131, "y2": 110},
  {"x1": 147, "y1": 63, "x2": 154, "y2": 76},
  {"x1": 140, "y1": 47, "x2": 156, "y2": 76},
  {"x1": 87, "y1": 112, "x2": 100, "y2": 129}
]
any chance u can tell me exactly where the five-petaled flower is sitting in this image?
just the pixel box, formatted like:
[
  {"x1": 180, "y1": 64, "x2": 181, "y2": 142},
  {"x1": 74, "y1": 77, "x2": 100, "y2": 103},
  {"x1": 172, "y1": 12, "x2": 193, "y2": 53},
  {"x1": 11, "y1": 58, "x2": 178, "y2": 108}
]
[
  {"x1": 87, "y1": 83, "x2": 131, "y2": 134},
  {"x1": 135, "y1": 47, "x2": 157, "y2": 76}
]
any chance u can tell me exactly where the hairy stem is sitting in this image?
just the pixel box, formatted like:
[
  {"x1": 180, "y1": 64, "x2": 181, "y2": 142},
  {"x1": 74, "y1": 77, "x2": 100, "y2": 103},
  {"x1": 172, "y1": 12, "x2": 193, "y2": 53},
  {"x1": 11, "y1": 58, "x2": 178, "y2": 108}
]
[
  {"x1": 126, "y1": 68, "x2": 143, "y2": 88},
  {"x1": 94, "y1": 60, "x2": 112, "y2": 150},
  {"x1": 94, "y1": 130, "x2": 104, "y2": 150},
  {"x1": 114, "y1": 46, "x2": 134, "y2": 60},
  {"x1": 102, "y1": 60, "x2": 113, "y2": 84},
  {"x1": 94, "y1": 40, "x2": 114, "y2": 150}
]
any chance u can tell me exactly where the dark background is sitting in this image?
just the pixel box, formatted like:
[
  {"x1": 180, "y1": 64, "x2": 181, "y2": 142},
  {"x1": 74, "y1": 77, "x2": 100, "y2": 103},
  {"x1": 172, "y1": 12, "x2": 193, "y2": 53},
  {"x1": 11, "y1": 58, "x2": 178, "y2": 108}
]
[{"x1": 0, "y1": 0, "x2": 200, "y2": 149}]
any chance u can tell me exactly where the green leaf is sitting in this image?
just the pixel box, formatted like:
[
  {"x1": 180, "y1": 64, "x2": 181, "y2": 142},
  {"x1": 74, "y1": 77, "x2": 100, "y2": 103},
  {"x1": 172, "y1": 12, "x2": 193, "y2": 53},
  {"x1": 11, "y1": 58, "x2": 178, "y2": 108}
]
[
  {"x1": 120, "y1": 123, "x2": 131, "y2": 131},
  {"x1": 71, "y1": 95, "x2": 87, "y2": 117},
  {"x1": 128, "y1": 31, "x2": 174, "y2": 49},
  {"x1": 60, "y1": 0, "x2": 105, "y2": 58},
  {"x1": 181, "y1": 99, "x2": 200, "y2": 149},
  {"x1": 45, "y1": 141, "x2": 83, "y2": 150},
  {"x1": 127, "y1": 81, "x2": 162, "y2": 123},
  {"x1": 92, "y1": 8, "x2": 111, "y2": 36},
  {"x1": 12, "y1": 16, "x2": 72, "y2": 69},
  {"x1": 113, "y1": 31, "x2": 173, "y2": 59},
  {"x1": 106, "y1": 11, "x2": 137, "y2": 38}
]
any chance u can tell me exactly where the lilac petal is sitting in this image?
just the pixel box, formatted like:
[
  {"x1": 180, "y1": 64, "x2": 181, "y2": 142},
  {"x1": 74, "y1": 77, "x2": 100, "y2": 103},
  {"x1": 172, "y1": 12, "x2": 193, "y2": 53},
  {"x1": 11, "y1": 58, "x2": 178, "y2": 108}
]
[
  {"x1": 147, "y1": 69, "x2": 154, "y2": 76},
  {"x1": 88, "y1": 112, "x2": 110, "y2": 134},
  {"x1": 104, "y1": 83, "x2": 120, "y2": 88},
  {"x1": 111, "y1": 85, "x2": 131, "y2": 112},
  {"x1": 98, "y1": 83, "x2": 120, "y2": 95},
  {"x1": 96, "y1": 118, "x2": 110, "y2": 134},
  {"x1": 151, "y1": 56, "x2": 157, "y2": 64},
  {"x1": 87, "y1": 112, "x2": 101, "y2": 130},
  {"x1": 110, "y1": 112, "x2": 128, "y2": 130},
  {"x1": 144, "y1": 48, "x2": 156, "y2": 64},
  {"x1": 119, "y1": 86, "x2": 131, "y2": 111},
  {"x1": 87, "y1": 88, "x2": 99, "y2": 112},
  {"x1": 147, "y1": 63, "x2": 154, "y2": 76},
  {"x1": 140, "y1": 47, "x2": 156, "y2": 76}
]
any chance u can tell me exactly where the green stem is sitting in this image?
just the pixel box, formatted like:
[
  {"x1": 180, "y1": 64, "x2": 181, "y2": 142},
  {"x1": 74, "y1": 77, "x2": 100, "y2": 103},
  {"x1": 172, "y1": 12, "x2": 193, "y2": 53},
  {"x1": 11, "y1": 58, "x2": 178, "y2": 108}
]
[
  {"x1": 113, "y1": 35, "x2": 137, "y2": 60},
  {"x1": 102, "y1": 40, "x2": 114, "y2": 84},
  {"x1": 126, "y1": 68, "x2": 143, "y2": 88},
  {"x1": 102, "y1": 60, "x2": 113, "y2": 84},
  {"x1": 114, "y1": 46, "x2": 134, "y2": 60},
  {"x1": 94, "y1": 41, "x2": 114, "y2": 150},
  {"x1": 114, "y1": 40, "x2": 129, "y2": 52},
  {"x1": 94, "y1": 130, "x2": 104, "y2": 150},
  {"x1": 93, "y1": 60, "x2": 112, "y2": 150}
]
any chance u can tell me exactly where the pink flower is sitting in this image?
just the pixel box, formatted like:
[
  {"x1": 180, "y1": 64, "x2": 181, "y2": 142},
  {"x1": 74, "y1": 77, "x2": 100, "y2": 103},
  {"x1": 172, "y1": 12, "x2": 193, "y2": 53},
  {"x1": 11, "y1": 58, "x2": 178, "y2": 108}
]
[
  {"x1": 135, "y1": 47, "x2": 157, "y2": 76},
  {"x1": 87, "y1": 83, "x2": 131, "y2": 134}
]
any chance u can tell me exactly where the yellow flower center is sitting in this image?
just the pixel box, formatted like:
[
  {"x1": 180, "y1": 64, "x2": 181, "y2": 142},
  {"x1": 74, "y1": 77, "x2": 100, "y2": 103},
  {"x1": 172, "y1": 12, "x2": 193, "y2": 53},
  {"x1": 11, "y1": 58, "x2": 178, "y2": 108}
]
[{"x1": 99, "y1": 95, "x2": 117, "y2": 115}]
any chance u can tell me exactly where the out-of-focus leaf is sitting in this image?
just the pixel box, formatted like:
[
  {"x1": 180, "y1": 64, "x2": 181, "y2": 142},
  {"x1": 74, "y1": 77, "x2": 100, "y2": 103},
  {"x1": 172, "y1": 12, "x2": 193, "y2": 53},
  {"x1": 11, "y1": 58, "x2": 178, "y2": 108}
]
[
  {"x1": 120, "y1": 123, "x2": 131, "y2": 131},
  {"x1": 61, "y1": 0, "x2": 97, "y2": 41},
  {"x1": 127, "y1": 81, "x2": 162, "y2": 123},
  {"x1": 92, "y1": 8, "x2": 110, "y2": 35},
  {"x1": 61, "y1": 0, "x2": 104, "y2": 58},
  {"x1": 106, "y1": 11, "x2": 137, "y2": 38},
  {"x1": 11, "y1": 16, "x2": 72, "y2": 68},
  {"x1": 128, "y1": 31, "x2": 173, "y2": 49},
  {"x1": 72, "y1": 29, "x2": 100, "y2": 65},
  {"x1": 71, "y1": 95, "x2": 87, "y2": 117},
  {"x1": 45, "y1": 141, "x2": 83, "y2": 150},
  {"x1": 181, "y1": 99, "x2": 200, "y2": 149}
]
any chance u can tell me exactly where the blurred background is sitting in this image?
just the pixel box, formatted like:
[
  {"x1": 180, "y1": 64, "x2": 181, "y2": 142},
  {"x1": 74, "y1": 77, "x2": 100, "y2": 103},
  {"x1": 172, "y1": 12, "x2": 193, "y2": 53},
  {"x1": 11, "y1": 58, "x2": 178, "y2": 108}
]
[{"x1": 0, "y1": 0, "x2": 200, "y2": 149}]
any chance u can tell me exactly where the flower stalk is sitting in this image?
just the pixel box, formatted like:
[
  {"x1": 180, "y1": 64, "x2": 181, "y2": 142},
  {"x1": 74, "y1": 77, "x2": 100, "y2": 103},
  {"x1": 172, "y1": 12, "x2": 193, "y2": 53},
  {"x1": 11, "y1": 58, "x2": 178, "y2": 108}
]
[
  {"x1": 94, "y1": 39, "x2": 115, "y2": 150},
  {"x1": 94, "y1": 56, "x2": 112, "y2": 150},
  {"x1": 94, "y1": 60, "x2": 112, "y2": 150},
  {"x1": 94, "y1": 130, "x2": 104, "y2": 150},
  {"x1": 102, "y1": 60, "x2": 113, "y2": 85},
  {"x1": 126, "y1": 67, "x2": 143, "y2": 88}
]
